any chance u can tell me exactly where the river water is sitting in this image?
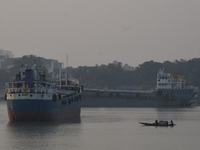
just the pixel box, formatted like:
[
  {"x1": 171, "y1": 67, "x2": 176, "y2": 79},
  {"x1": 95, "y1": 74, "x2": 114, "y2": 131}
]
[{"x1": 0, "y1": 97, "x2": 200, "y2": 150}]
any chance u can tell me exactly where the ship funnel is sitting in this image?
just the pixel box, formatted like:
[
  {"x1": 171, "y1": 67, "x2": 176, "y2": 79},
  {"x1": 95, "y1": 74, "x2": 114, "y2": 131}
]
[
  {"x1": 34, "y1": 64, "x2": 38, "y2": 80},
  {"x1": 25, "y1": 64, "x2": 28, "y2": 69},
  {"x1": 34, "y1": 64, "x2": 38, "y2": 70}
]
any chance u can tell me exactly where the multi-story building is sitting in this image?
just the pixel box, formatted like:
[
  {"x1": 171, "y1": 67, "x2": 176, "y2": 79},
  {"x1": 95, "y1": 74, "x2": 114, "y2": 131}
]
[{"x1": 0, "y1": 49, "x2": 14, "y2": 68}]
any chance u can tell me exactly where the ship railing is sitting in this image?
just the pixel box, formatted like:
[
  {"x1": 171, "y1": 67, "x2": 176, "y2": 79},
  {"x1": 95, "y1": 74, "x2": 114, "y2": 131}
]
[
  {"x1": 184, "y1": 86, "x2": 199, "y2": 90},
  {"x1": 7, "y1": 88, "x2": 49, "y2": 94},
  {"x1": 155, "y1": 86, "x2": 199, "y2": 90}
]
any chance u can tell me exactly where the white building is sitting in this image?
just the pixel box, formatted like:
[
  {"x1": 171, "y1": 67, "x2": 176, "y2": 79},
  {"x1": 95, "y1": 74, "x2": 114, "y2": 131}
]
[
  {"x1": 0, "y1": 49, "x2": 13, "y2": 68},
  {"x1": 0, "y1": 49, "x2": 13, "y2": 59},
  {"x1": 41, "y1": 58, "x2": 62, "y2": 74}
]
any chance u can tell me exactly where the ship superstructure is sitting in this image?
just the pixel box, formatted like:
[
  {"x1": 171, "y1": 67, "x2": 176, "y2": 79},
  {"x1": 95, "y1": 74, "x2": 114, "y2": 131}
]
[{"x1": 157, "y1": 68, "x2": 186, "y2": 90}]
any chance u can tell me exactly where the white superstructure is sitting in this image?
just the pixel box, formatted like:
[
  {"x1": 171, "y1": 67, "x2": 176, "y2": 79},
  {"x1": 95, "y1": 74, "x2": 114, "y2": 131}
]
[{"x1": 157, "y1": 68, "x2": 186, "y2": 90}]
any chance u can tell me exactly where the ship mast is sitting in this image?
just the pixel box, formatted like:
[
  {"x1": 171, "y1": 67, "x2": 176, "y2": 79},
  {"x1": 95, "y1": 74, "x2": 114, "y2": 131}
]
[
  {"x1": 59, "y1": 66, "x2": 61, "y2": 89},
  {"x1": 66, "y1": 54, "x2": 68, "y2": 87}
]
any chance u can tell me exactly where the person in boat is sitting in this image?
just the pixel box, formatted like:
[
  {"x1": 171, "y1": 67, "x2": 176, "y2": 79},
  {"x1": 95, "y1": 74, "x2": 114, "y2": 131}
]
[{"x1": 170, "y1": 120, "x2": 174, "y2": 125}]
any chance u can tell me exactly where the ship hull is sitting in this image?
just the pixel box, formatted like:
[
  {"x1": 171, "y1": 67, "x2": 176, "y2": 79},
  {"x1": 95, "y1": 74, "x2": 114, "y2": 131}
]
[
  {"x1": 81, "y1": 89, "x2": 197, "y2": 107},
  {"x1": 6, "y1": 95, "x2": 81, "y2": 121}
]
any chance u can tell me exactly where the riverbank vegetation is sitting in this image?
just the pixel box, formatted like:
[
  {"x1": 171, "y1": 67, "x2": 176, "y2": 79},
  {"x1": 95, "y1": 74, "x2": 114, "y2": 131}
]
[{"x1": 1, "y1": 55, "x2": 200, "y2": 90}]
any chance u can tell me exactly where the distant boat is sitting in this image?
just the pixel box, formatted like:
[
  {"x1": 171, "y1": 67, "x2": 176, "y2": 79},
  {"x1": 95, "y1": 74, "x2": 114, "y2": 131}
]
[
  {"x1": 81, "y1": 68, "x2": 199, "y2": 107},
  {"x1": 139, "y1": 121, "x2": 175, "y2": 126}
]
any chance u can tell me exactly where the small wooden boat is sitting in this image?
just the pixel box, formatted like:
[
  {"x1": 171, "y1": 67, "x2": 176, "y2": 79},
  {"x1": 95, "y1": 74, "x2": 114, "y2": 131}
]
[{"x1": 139, "y1": 122, "x2": 175, "y2": 126}]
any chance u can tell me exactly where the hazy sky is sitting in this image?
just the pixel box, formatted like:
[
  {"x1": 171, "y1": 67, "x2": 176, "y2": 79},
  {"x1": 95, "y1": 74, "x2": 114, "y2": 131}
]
[{"x1": 1, "y1": 0, "x2": 200, "y2": 67}]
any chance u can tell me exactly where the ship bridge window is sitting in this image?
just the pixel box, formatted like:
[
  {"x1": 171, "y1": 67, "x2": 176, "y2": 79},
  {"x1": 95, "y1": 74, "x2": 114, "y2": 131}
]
[{"x1": 9, "y1": 83, "x2": 12, "y2": 88}]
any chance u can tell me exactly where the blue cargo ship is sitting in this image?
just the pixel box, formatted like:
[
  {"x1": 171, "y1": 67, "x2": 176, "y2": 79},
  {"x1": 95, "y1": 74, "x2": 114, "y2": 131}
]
[
  {"x1": 5, "y1": 64, "x2": 82, "y2": 121},
  {"x1": 81, "y1": 69, "x2": 199, "y2": 107}
]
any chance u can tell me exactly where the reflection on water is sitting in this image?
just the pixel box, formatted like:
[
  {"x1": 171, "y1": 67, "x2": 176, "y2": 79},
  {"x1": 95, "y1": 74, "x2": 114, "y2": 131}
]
[
  {"x1": 7, "y1": 116, "x2": 81, "y2": 125},
  {"x1": 6, "y1": 117, "x2": 82, "y2": 150},
  {"x1": 1, "y1": 96, "x2": 200, "y2": 150}
]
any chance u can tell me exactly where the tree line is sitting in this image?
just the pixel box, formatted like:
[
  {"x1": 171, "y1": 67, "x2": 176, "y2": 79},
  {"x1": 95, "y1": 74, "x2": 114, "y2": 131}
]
[
  {"x1": 71, "y1": 58, "x2": 200, "y2": 90},
  {"x1": 1, "y1": 55, "x2": 200, "y2": 90}
]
